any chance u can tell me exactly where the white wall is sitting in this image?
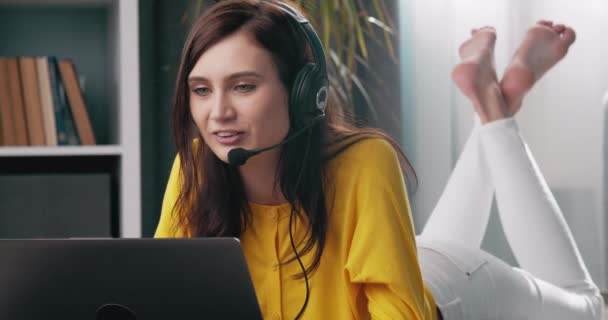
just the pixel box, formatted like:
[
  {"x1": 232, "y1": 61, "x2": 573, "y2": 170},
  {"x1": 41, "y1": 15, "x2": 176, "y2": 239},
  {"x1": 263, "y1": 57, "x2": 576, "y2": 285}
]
[{"x1": 399, "y1": 0, "x2": 608, "y2": 291}]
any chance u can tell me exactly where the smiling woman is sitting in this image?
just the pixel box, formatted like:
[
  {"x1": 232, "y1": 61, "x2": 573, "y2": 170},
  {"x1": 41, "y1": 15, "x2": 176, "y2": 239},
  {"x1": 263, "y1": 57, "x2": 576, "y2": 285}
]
[
  {"x1": 187, "y1": 31, "x2": 290, "y2": 167},
  {"x1": 154, "y1": 0, "x2": 434, "y2": 319}
]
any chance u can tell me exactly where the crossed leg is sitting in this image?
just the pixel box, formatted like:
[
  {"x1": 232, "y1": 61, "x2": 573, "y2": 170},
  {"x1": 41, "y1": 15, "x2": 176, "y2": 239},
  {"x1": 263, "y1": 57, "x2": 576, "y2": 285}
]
[{"x1": 418, "y1": 22, "x2": 603, "y2": 319}]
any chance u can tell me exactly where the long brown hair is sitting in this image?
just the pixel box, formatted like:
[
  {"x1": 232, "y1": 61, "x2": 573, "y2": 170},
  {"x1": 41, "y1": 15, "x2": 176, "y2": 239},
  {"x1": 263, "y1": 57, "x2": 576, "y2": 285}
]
[{"x1": 170, "y1": 0, "x2": 417, "y2": 277}]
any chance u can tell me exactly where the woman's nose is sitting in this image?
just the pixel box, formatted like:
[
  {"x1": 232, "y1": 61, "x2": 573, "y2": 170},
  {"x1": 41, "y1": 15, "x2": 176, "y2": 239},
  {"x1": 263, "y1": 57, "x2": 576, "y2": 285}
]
[{"x1": 209, "y1": 93, "x2": 236, "y2": 121}]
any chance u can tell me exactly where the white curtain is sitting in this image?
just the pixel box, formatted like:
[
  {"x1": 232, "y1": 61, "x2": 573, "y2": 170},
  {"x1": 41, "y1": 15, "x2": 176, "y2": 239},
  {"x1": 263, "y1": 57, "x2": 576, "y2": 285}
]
[{"x1": 399, "y1": 0, "x2": 608, "y2": 291}]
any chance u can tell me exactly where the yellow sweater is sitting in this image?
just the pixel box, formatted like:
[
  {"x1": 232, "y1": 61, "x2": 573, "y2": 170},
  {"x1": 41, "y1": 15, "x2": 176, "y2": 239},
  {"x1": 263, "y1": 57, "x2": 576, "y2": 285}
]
[{"x1": 155, "y1": 138, "x2": 437, "y2": 320}]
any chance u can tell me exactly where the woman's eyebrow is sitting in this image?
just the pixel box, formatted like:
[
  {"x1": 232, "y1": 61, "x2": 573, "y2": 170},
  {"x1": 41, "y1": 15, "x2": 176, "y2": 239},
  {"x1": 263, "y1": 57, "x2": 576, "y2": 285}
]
[
  {"x1": 188, "y1": 71, "x2": 263, "y2": 84},
  {"x1": 225, "y1": 71, "x2": 264, "y2": 80}
]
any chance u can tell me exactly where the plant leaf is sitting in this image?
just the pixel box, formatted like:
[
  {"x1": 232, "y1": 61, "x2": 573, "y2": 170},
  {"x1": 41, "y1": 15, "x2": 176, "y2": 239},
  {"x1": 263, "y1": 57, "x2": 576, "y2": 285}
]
[
  {"x1": 355, "y1": 0, "x2": 375, "y2": 39},
  {"x1": 330, "y1": 0, "x2": 339, "y2": 12},
  {"x1": 348, "y1": 0, "x2": 368, "y2": 59},
  {"x1": 321, "y1": 0, "x2": 331, "y2": 50},
  {"x1": 378, "y1": 0, "x2": 396, "y2": 30},
  {"x1": 371, "y1": 0, "x2": 397, "y2": 61},
  {"x1": 366, "y1": 16, "x2": 394, "y2": 35},
  {"x1": 328, "y1": 50, "x2": 354, "y2": 114},
  {"x1": 349, "y1": 71, "x2": 379, "y2": 123}
]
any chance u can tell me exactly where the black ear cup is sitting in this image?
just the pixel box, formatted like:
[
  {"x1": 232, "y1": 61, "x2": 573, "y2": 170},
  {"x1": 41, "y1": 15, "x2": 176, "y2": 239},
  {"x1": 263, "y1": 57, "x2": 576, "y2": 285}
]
[
  {"x1": 312, "y1": 75, "x2": 328, "y2": 113},
  {"x1": 290, "y1": 63, "x2": 315, "y2": 113},
  {"x1": 271, "y1": 0, "x2": 328, "y2": 123}
]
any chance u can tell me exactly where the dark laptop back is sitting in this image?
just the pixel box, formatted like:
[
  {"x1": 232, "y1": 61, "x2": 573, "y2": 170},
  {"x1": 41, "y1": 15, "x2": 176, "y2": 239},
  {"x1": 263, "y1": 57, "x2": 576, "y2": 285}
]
[{"x1": 0, "y1": 238, "x2": 262, "y2": 320}]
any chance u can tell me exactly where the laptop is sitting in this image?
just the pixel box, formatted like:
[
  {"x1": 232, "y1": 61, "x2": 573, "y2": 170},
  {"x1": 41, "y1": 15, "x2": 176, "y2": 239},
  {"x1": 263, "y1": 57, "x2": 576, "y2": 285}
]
[{"x1": 0, "y1": 238, "x2": 263, "y2": 320}]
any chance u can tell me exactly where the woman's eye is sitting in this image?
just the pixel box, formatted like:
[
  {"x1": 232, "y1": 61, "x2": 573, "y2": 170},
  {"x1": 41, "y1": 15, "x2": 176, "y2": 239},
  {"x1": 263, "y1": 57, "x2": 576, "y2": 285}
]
[
  {"x1": 235, "y1": 84, "x2": 256, "y2": 93},
  {"x1": 193, "y1": 87, "x2": 210, "y2": 96}
]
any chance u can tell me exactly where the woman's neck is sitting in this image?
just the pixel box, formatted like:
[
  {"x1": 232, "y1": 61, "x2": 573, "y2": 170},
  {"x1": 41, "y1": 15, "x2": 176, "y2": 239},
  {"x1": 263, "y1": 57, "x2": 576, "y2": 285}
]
[{"x1": 238, "y1": 148, "x2": 286, "y2": 205}]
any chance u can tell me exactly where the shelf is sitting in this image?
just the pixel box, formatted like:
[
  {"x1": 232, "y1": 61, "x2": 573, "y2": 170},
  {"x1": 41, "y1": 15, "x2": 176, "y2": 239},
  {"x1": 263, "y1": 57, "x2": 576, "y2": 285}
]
[
  {"x1": 0, "y1": 0, "x2": 112, "y2": 7},
  {"x1": 0, "y1": 145, "x2": 122, "y2": 157},
  {"x1": 0, "y1": 0, "x2": 141, "y2": 238}
]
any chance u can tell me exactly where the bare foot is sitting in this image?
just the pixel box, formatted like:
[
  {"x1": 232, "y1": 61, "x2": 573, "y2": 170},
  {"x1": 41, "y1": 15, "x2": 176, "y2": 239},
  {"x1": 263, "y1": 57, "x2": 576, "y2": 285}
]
[
  {"x1": 500, "y1": 21, "x2": 576, "y2": 115},
  {"x1": 452, "y1": 27, "x2": 508, "y2": 123}
]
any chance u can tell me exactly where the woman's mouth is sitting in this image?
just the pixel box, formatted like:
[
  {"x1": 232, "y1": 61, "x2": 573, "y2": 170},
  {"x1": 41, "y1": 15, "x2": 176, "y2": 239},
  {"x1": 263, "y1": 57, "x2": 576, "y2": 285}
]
[{"x1": 213, "y1": 131, "x2": 244, "y2": 146}]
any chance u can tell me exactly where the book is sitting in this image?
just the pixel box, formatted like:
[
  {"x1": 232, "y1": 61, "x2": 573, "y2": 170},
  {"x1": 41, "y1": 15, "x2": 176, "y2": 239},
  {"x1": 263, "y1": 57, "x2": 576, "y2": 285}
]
[
  {"x1": 36, "y1": 57, "x2": 58, "y2": 146},
  {"x1": 19, "y1": 57, "x2": 46, "y2": 146},
  {"x1": 0, "y1": 58, "x2": 15, "y2": 146},
  {"x1": 47, "y1": 57, "x2": 69, "y2": 145},
  {"x1": 62, "y1": 95, "x2": 81, "y2": 146},
  {"x1": 6, "y1": 58, "x2": 29, "y2": 146},
  {"x1": 58, "y1": 59, "x2": 95, "y2": 145},
  {"x1": 61, "y1": 85, "x2": 81, "y2": 146}
]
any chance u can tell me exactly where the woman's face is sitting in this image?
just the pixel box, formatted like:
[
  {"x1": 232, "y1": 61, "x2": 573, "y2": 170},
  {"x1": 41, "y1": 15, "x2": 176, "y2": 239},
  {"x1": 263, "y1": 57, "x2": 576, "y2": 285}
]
[{"x1": 188, "y1": 30, "x2": 290, "y2": 163}]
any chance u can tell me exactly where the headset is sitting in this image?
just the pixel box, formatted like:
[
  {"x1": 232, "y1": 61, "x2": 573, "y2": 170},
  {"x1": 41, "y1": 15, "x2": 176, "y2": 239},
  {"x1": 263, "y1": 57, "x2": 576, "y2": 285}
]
[
  {"x1": 214, "y1": 1, "x2": 328, "y2": 318},
  {"x1": 263, "y1": 3, "x2": 326, "y2": 319},
  {"x1": 226, "y1": 0, "x2": 329, "y2": 166},
  {"x1": 270, "y1": 1, "x2": 329, "y2": 120}
]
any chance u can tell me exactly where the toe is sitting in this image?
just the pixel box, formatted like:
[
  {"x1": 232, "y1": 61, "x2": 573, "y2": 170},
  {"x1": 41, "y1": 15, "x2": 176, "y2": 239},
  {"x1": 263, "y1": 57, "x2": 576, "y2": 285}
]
[
  {"x1": 561, "y1": 27, "x2": 576, "y2": 46},
  {"x1": 538, "y1": 20, "x2": 553, "y2": 27},
  {"x1": 553, "y1": 24, "x2": 566, "y2": 33},
  {"x1": 477, "y1": 26, "x2": 497, "y2": 41}
]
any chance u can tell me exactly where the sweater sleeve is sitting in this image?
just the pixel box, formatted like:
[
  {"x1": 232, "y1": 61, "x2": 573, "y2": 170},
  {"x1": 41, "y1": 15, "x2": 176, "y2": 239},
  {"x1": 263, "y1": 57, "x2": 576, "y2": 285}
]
[
  {"x1": 343, "y1": 139, "x2": 428, "y2": 319},
  {"x1": 154, "y1": 155, "x2": 184, "y2": 238}
]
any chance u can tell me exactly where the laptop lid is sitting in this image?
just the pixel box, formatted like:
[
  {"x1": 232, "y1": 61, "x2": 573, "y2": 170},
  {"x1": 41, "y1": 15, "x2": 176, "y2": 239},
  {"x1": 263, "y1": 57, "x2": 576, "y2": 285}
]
[{"x1": 0, "y1": 238, "x2": 263, "y2": 320}]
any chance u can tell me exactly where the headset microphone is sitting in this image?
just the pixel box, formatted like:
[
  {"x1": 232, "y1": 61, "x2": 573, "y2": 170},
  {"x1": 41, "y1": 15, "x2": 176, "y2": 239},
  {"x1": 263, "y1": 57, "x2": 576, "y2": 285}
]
[{"x1": 227, "y1": 114, "x2": 324, "y2": 166}]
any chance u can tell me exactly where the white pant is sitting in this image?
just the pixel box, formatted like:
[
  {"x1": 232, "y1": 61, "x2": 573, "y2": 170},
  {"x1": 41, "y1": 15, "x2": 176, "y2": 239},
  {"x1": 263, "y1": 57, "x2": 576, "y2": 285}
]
[{"x1": 417, "y1": 118, "x2": 604, "y2": 320}]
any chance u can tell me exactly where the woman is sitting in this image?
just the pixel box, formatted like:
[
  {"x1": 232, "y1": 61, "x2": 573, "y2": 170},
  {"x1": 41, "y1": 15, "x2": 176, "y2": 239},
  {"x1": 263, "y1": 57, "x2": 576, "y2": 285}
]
[{"x1": 155, "y1": 0, "x2": 604, "y2": 319}]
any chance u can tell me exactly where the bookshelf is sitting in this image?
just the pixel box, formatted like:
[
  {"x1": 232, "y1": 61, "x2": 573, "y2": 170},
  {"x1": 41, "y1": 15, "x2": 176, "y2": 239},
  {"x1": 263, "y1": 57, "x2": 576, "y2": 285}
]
[
  {"x1": 0, "y1": 0, "x2": 141, "y2": 237},
  {"x1": 0, "y1": 146, "x2": 122, "y2": 157}
]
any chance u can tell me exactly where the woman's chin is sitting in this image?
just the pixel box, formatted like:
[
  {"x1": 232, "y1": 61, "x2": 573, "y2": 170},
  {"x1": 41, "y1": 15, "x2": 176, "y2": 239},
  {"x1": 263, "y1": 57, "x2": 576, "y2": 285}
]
[
  {"x1": 215, "y1": 150, "x2": 230, "y2": 163},
  {"x1": 213, "y1": 147, "x2": 238, "y2": 165},
  {"x1": 204, "y1": 144, "x2": 228, "y2": 163}
]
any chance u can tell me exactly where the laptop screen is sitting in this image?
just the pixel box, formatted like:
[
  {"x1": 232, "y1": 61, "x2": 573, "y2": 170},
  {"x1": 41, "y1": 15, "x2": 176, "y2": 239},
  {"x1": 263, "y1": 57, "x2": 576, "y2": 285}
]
[{"x1": 0, "y1": 238, "x2": 262, "y2": 320}]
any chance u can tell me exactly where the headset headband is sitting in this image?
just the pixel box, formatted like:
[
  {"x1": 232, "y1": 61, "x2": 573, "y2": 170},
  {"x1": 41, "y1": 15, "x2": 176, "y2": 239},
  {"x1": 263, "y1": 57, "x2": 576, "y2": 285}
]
[
  {"x1": 267, "y1": 1, "x2": 329, "y2": 115},
  {"x1": 211, "y1": 0, "x2": 329, "y2": 115},
  {"x1": 270, "y1": 1, "x2": 328, "y2": 78}
]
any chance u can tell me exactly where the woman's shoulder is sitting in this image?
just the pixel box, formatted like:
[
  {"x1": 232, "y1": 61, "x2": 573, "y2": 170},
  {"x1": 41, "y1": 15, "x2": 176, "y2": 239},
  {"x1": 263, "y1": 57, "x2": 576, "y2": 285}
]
[
  {"x1": 326, "y1": 136, "x2": 401, "y2": 177},
  {"x1": 329, "y1": 136, "x2": 399, "y2": 165}
]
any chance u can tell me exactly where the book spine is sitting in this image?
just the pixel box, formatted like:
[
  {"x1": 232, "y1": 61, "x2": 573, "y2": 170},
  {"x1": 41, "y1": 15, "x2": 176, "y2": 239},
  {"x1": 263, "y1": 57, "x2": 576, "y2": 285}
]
[
  {"x1": 7, "y1": 58, "x2": 29, "y2": 146},
  {"x1": 0, "y1": 57, "x2": 15, "y2": 146},
  {"x1": 36, "y1": 57, "x2": 58, "y2": 146},
  {"x1": 18, "y1": 57, "x2": 46, "y2": 146},
  {"x1": 48, "y1": 57, "x2": 69, "y2": 146},
  {"x1": 55, "y1": 61, "x2": 80, "y2": 146},
  {"x1": 58, "y1": 59, "x2": 95, "y2": 145}
]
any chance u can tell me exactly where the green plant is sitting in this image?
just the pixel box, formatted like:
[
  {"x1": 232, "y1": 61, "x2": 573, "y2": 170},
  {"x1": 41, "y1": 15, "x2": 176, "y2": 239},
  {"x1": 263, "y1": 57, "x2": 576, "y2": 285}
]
[{"x1": 184, "y1": 0, "x2": 398, "y2": 125}]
